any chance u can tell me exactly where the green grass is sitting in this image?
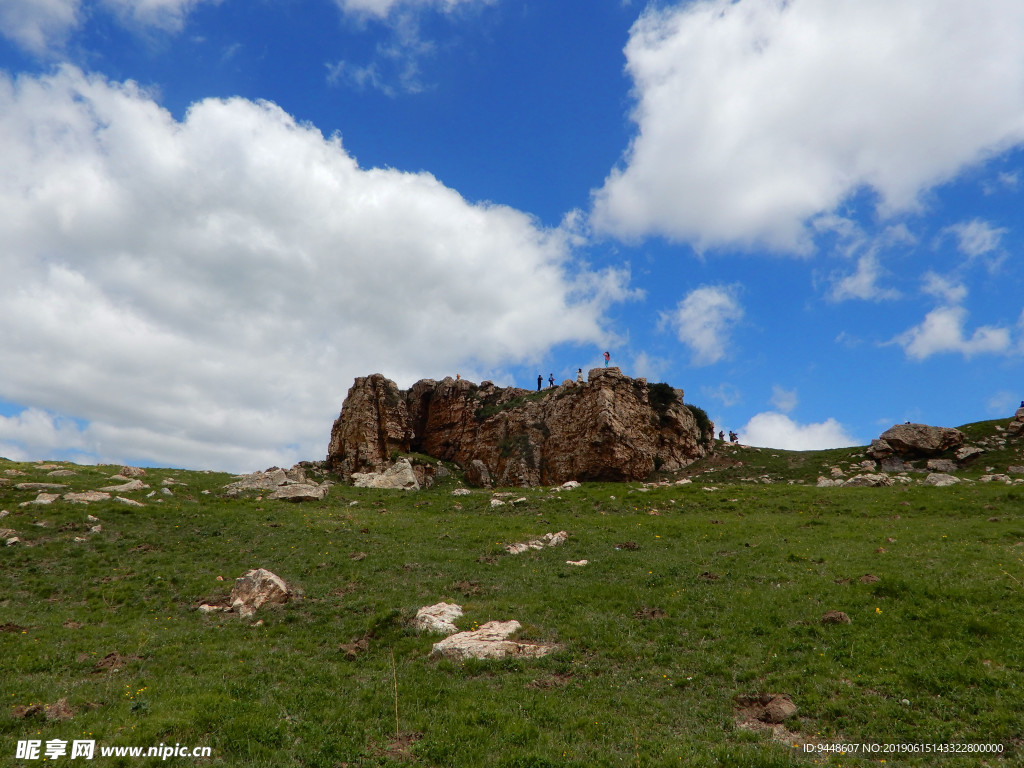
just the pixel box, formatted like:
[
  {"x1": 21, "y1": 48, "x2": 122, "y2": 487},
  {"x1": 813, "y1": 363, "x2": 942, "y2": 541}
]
[{"x1": 2, "y1": 425, "x2": 1023, "y2": 766}]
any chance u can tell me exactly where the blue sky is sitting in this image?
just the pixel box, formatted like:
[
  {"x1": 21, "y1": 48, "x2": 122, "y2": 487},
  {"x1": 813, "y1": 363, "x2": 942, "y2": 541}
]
[{"x1": 1, "y1": 0, "x2": 1023, "y2": 472}]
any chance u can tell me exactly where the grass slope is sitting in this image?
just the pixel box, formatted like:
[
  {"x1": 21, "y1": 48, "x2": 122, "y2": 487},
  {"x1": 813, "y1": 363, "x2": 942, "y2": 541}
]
[{"x1": 2, "y1": 421, "x2": 1023, "y2": 767}]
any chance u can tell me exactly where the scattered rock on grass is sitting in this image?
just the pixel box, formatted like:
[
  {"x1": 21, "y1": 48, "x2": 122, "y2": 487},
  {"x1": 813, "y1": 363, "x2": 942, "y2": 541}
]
[
  {"x1": 413, "y1": 602, "x2": 463, "y2": 635},
  {"x1": 230, "y1": 568, "x2": 292, "y2": 618},
  {"x1": 430, "y1": 620, "x2": 557, "y2": 661},
  {"x1": 504, "y1": 531, "x2": 568, "y2": 554},
  {"x1": 64, "y1": 491, "x2": 111, "y2": 504},
  {"x1": 923, "y1": 473, "x2": 959, "y2": 487}
]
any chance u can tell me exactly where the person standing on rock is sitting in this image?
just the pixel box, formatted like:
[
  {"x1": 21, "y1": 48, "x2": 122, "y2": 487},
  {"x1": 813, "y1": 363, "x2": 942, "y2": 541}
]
[
  {"x1": 576, "y1": 368, "x2": 584, "y2": 383},
  {"x1": 603, "y1": 351, "x2": 610, "y2": 367},
  {"x1": 537, "y1": 374, "x2": 542, "y2": 391},
  {"x1": 548, "y1": 374, "x2": 554, "y2": 388}
]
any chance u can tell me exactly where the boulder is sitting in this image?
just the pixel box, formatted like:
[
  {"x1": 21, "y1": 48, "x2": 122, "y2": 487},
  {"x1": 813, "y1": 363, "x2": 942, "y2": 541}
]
[
  {"x1": 99, "y1": 480, "x2": 149, "y2": 492},
  {"x1": 326, "y1": 369, "x2": 713, "y2": 487},
  {"x1": 223, "y1": 469, "x2": 289, "y2": 495},
  {"x1": 842, "y1": 474, "x2": 894, "y2": 487},
  {"x1": 351, "y1": 458, "x2": 419, "y2": 490},
  {"x1": 923, "y1": 473, "x2": 959, "y2": 487},
  {"x1": 465, "y1": 460, "x2": 492, "y2": 488},
  {"x1": 926, "y1": 459, "x2": 957, "y2": 473},
  {"x1": 430, "y1": 620, "x2": 557, "y2": 661},
  {"x1": 230, "y1": 568, "x2": 291, "y2": 618},
  {"x1": 412, "y1": 602, "x2": 463, "y2": 635},
  {"x1": 120, "y1": 466, "x2": 147, "y2": 477},
  {"x1": 64, "y1": 491, "x2": 111, "y2": 504},
  {"x1": 1008, "y1": 466, "x2": 1024, "y2": 475},
  {"x1": 1007, "y1": 407, "x2": 1024, "y2": 435},
  {"x1": 20, "y1": 493, "x2": 61, "y2": 506},
  {"x1": 267, "y1": 483, "x2": 329, "y2": 502},
  {"x1": 873, "y1": 423, "x2": 965, "y2": 458},
  {"x1": 955, "y1": 446, "x2": 984, "y2": 462},
  {"x1": 15, "y1": 483, "x2": 68, "y2": 491}
]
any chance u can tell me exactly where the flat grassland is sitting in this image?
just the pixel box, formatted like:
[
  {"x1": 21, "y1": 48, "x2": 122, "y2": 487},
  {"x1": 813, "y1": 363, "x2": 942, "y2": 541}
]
[{"x1": 2, "y1": 430, "x2": 1022, "y2": 766}]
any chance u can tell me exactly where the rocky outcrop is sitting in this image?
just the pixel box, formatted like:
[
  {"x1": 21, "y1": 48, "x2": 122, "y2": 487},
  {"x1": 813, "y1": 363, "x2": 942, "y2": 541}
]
[
  {"x1": 1008, "y1": 407, "x2": 1024, "y2": 436},
  {"x1": 224, "y1": 465, "x2": 330, "y2": 501},
  {"x1": 867, "y1": 423, "x2": 965, "y2": 460},
  {"x1": 351, "y1": 458, "x2": 419, "y2": 490},
  {"x1": 326, "y1": 369, "x2": 713, "y2": 487}
]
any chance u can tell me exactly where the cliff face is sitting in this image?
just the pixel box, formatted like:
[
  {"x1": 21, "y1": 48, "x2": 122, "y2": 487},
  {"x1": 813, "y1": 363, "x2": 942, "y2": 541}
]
[{"x1": 326, "y1": 368, "x2": 714, "y2": 487}]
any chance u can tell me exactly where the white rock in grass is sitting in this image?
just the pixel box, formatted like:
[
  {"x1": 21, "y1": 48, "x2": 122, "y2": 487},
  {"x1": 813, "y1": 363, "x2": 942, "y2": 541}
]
[
  {"x1": 430, "y1": 620, "x2": 557, "y2": 661},
  {"x1": 100, "y1": 480, "x2": 149, "y2": 492},
  {"x1": 413, "y1": 602, "x2": 463, "y2": 635},
  {"x1": 64, "y1": 491, "x2": 111, "y2": 504},
  {"x1": 923, "y1": 473, "x2": 959, "y2": 487},
  {"x1": 114, "y1": 496, "x2": 145, "y2": 507}
]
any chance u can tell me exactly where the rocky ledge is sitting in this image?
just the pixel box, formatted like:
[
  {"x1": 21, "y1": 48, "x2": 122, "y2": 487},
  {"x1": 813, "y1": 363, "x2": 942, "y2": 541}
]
[{"x1": 326, "y1": 368, "x2": 714, "y2": 487}]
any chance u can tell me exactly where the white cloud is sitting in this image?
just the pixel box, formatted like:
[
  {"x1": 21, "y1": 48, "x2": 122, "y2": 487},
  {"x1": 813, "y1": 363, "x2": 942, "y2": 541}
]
[
  {"x1": 943, "y1": 218, "x2": 1007, "y2": 258},
  {"x1": 0, "y1": 0, "x2": 220, "y2": 54},
  {"x1": 335, "y1": 0, "x2": 490, "y2": 19},
  {"x1": 830, "y1": 253, "x2": 900, "y2": 302},
  {"x1": 740, "y1": 411, "x2": 859, "y2": 451},
  {"x1": 769, "y1": 386, "x2": 797, "y2": 413},
  {"x1": 327, "y1": 0, "x2": 492, "y2": 94},
  {"x1": 99, "y1": 0, "x2": 220, "y2": 32},
  {"x1": 0, "y1": 0, "x2": 80, "y2": 54},
  {"x1": 592, "y1": 0, "x2": 1024, "y2": 251},
  {"x1": 662, "y1": 285, "x2": 743, "y2": 366},
  {"x1": 0, "y1": 66, "x2": 628, "y2": 472},
  {"x1": 921, "y1": 272, "x2": 967, "y2": 305},
  {"x1": 894, "y1": 306, "x2": 1011, "y2": 360}
]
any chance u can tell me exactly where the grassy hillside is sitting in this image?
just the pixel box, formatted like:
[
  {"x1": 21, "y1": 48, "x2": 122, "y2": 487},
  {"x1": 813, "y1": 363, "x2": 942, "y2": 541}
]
[{"x1": 2, "y1": 418, "x2": 1022, "y2": 767}]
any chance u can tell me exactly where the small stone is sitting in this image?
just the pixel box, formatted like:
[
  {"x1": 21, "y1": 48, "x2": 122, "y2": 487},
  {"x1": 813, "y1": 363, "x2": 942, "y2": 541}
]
[{"x1": 761, "y1": 694, "x2": 797, "y2": 724}]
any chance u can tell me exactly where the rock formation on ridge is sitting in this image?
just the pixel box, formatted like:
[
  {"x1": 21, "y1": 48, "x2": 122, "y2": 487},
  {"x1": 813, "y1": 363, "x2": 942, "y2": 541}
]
[
  {"x1": 326, "y1": 368, "x2": 713, "y2": 487},
  {"x1": 866, "y1": 423, "x2": 965, "y2": 461}
]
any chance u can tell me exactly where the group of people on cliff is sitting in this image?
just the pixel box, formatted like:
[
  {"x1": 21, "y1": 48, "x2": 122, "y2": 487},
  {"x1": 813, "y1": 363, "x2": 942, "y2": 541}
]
[{"x1": 536, "y1": 353, "x2": 611, "y2": 391}]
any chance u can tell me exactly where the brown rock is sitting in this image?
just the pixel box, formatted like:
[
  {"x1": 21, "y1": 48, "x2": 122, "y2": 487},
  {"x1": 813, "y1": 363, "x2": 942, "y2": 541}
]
[
  {"x1": 326, "y1": 369, "x2": 712, "y2": 487},
  {"x1": 229, "y1": 568, "x2": 291, "y2": 618},
  {"x1": 762, "y1": 694, "x2": 798, "y2": 724},
  {"x1": 873, "y1": 423, "x2": 965, "y2": 458}
]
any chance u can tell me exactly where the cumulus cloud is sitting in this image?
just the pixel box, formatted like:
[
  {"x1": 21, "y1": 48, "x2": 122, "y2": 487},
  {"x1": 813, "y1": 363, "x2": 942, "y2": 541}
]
[
  {"x1": 0, "y1": 66, "x2": 627, "y2": 471},
  {"x1": 592, "y1": 0, "x2": 1024, "y2": 251},
  {"x1": 661, "y1": 285, "x2": 743, "y2": 366},
  {"x1": 740, "y1": 412, "x2": 858, "y2": 451},
  {"x1": 945, "y1": 218, "x2": 1007, "y2": 257},
  {"x1": 894, "y1": 306, "x2": 1012, "y2": 360},
  {"x1": 0, "y1": 0, "x2": 80, "y2": 54}
]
